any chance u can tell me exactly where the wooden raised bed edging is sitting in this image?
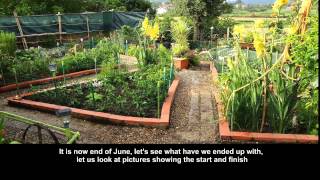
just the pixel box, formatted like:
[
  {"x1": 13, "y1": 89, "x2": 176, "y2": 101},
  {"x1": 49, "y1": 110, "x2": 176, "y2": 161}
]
[
  {"x1": 209, "y1": 62, "x2": 318, "y2": 144},
  {"x1": 0, "y1": 69, "x2": 100, "y2": 93},
  {"x1": 7, "y1": 77, "x2": 180, "y2": 128},
  {"x1": 240, "y1": 42, "x2": 255, "y2": 50}
]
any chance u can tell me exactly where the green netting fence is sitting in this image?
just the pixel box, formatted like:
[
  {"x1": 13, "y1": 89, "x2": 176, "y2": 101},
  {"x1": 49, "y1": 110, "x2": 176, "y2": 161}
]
[{"x1": 0, "y1": 11, "x2": 145, "y2": 36}]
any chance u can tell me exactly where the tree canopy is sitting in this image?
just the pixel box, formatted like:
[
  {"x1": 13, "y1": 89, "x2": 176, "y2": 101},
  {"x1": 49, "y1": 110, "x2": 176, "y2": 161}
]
[
  {"x1": 0, "y1": 0, "x2": 152, "y2": 15},
  {"x1": 171, "y1": 0, "x2": 232, "y2": 40}
]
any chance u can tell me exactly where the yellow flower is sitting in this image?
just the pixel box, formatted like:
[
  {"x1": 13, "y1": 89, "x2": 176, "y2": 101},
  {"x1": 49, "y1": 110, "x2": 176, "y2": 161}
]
[
  {"x1": 141, "y1": 17, "x2": 159, "y2": 41},
  {"x1": 142, "y1": 17, "x2": 149, "y2": 31},
  {"x1": 299, "y1": 0, "x2": 312, "y2": 14},
  {"x1": 253, "y1": 33, "x2": 266, "y2": 58},
  {"x1": 149, "y1": 22, "x2": 160, "y2": 40},
  {"x1": 233, "y1": 25, "x2": 245, "y2": 40},
  {"x1": 142, "y1": 17, "x2": 151, "y2": 37},
  {"x1": 272, "y1": 0, "x2": 289, "y2": 12},
  {"x1": 255, "y1": 20, "x2": 265, "y2": 28},
  {"x1": 285, "y1": 24, "x2": 299, "y2": 35}
]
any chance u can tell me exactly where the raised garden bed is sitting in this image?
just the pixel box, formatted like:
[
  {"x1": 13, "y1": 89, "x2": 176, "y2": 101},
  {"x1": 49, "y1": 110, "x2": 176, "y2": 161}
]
[
  {"x1": 7, "y1": 77, "x2": 180, "y2": 128},
  {"x1": 240, "y1": 42, "x2": 254, "y2": 50},
  {"x1": 0, "y1": 69, "x2": 99, "y2": 93},
  {"x1": 0, "y1": 54, "x2": 138, "y2": 93},
  {"x1": 209, "y1": 62, "x2": 318, "y2": 144}
]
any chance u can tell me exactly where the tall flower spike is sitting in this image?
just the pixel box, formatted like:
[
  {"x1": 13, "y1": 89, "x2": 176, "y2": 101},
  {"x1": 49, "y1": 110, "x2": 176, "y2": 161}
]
[
  {"x1": 253, "y1": 33, "x2": 266, "y2": 58},
  {"x1": 142, "y1": 17, "x2": 149, "y2": 31},
  {"x1": 150, "y1": 22, "x2": 160, "y2": 40},
  {"x1": 142, "y1": 17, "x2": 151, "y2": 37}
]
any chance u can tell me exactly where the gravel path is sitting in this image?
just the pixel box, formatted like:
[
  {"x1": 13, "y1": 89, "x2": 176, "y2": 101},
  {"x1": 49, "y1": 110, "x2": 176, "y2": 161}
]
[{"x1": 0, "y1": 63, "x2": 220, "y2": 144}]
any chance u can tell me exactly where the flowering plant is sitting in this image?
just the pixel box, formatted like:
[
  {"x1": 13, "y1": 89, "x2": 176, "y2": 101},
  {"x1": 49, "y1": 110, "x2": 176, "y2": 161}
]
[{"x1": 219, "y1": 0, "x2": 318, "y2": 134}]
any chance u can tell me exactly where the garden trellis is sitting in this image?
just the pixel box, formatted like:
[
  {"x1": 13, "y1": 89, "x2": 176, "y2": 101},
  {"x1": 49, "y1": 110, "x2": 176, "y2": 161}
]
[{"x1": 0, "y1": 11, "x2": 145, "y2": 48}]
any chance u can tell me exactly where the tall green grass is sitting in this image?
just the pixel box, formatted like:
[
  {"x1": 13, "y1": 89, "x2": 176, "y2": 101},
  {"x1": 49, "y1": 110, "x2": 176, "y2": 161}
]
[{"x1": 0, "y1": 31, "x2": 16, "y2": 56}]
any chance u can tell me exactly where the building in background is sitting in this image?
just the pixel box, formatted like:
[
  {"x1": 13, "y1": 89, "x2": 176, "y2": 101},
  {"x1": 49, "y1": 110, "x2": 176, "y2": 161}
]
[{"x1": 156, "y1": 2, "x2": 173, "y2": 15}]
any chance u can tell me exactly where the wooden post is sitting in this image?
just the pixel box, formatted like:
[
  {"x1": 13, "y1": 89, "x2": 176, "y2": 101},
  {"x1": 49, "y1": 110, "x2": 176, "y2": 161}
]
[
  {"x1": 57, "y1": 12, "x2": 62, "y2": 44},
  {"x1": 13, "y1": 11, "x2": 28, "y2": 49},
  {"x1": 85, "y1": 12, "x2": 90, "y2": 40},
  {"x1": 227, "y1": 27, "x2": 230, "y2": 41}
]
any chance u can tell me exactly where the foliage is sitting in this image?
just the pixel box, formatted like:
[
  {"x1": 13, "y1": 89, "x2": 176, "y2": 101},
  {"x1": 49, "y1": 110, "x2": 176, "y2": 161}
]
[
  {"x1": 129, "y1": 17, "x2": 167, "y2": 68},
  {"x1": 27, "y1": 35, "x2": 173, "y2": 118},
  {"x1": 0, "y1": 31, "x2": 16, "y2": 56},
  {"x1": 117, "y1": 25, "x2": 140, "y2": 44},
  {"x1": 0, "y1": 117, "x2": 4, "y2": 144},
  {"x1": 219, "y1": 0, "x2": 318, "y2": 134},
  {"x1": 0, "y1": 39, "x2": 122, "y2": 86},
  {"x1": 128, "y1": 43, "x2": 172, "y2": 68},
  {"x1": 157, "y1": 44, "x2": 173, "y2": 66},
  {"x1": 28, "y1": 58, "x2": 174, "y2": 118},
  {"x1": 209, "y1": 17, "x2": 236, "y2": 39},
  {"x1": 232, "y1": 24, "x2": 255, "y2": 43},
  {"x1": 157, "y1": 15, "x2": 174, "y2": 44},
  {"x1": 171, "y1": 0, "x2": 232, "y2": 41},
  {"x1": 128, "y1": 44, "x2": 142, "y2": 58},
  {"x1": 171, "y1": 17, "x2": 190, "y2": 57},
  {"x1": 0, "y1": 0, "x2": 152, "y2": 15},
  {"x1": 185, "y1": 50, "x2": 200, "y2": 66},
  {"x1": 289, "y1": 15, "x2": 318, "y2": 134}
]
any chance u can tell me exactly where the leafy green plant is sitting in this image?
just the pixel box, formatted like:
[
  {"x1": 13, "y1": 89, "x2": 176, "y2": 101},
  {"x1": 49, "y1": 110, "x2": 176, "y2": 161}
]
[
  {"x1": 185, "y1": 50, "x2": 200, "y2": 66},
  {"x1": 117, "y1": 25, "x2": 140, "y2": 44},
  {"x1": 158, "y1": 15, "x2": 174, "y2": 43},
  {"x1": 157, "y1": 44, "x2": 172, "y2": 66},
  {"x1": 289, "y1": 15, "x2": 318, "y2": 134},
  {"x1": 171, "y1": 18, "x2": 190, "y2": 57}
]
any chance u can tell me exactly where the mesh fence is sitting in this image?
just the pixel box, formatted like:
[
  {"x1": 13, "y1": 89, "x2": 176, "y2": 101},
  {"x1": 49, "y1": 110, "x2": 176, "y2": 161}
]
[{"x1": 0, "y1": 11, "x2": 145, "y2": 36}]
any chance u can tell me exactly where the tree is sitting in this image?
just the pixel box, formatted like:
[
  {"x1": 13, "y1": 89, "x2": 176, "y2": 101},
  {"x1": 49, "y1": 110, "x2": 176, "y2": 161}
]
[
  {"x1": 0, "y1": 0, "x2": 86, "y2": 15},
  {"x1": 171, "y1": 0, "x2": 232, "y2": 41},
  {"x1": 0, "y1": 0, "x2": 152, "y2": 15}
]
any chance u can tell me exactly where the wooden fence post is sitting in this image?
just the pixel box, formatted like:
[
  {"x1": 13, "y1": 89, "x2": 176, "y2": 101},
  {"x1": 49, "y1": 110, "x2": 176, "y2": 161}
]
[
  {"x1": 227, "y1": 27, "x2": 230, "y2": 41},
  {"x1": 57, "y1": 12, "x2": 62, "y2": 44},
  {"x1": 84, "y1": 12, "x2": 90, "y2": 40},
  {"x1": 13, "y1": 11, "x2": 28, "y2": 49}
]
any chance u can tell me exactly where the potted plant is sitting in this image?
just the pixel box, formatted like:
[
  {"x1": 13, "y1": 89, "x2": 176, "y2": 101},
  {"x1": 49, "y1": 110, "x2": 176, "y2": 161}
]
[{"x1": 171, "y1": 18, "x2": 190, "y2": 70}]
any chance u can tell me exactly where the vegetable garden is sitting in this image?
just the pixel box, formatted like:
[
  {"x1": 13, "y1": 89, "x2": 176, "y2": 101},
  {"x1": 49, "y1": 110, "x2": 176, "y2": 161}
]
[{"x1": 0, "y1": 0, "x2": 318, "y2": 144}]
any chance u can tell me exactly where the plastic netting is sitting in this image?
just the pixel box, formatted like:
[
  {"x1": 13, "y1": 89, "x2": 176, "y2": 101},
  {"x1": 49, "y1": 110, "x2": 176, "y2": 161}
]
[{"x1": 0, "y1": 11, "x2": 145, "y2": 36}]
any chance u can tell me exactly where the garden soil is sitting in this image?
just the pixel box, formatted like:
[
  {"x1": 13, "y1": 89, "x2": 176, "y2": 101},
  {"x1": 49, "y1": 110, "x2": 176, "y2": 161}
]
[{"x1": 0, "y1": 63, "x2": 221, "y2": 144}]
